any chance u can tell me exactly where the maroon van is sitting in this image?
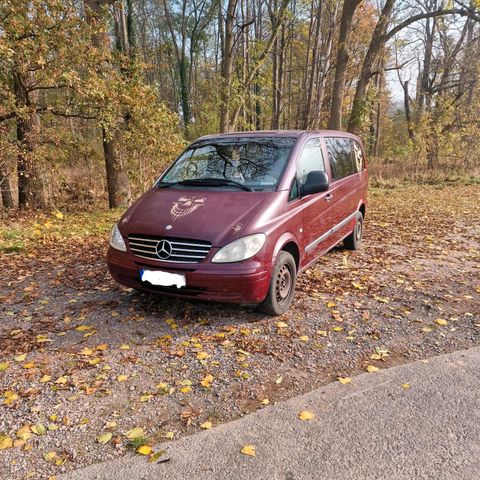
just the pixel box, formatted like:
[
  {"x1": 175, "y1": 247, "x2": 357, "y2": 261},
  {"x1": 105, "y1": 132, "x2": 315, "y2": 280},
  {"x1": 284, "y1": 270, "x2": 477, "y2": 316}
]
[{"x1": 107, "y1": 130, "x2": 367, "y2": 315}]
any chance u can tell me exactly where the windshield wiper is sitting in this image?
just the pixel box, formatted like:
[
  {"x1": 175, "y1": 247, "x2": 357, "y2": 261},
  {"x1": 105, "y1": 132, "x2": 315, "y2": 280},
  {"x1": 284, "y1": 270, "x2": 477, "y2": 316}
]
[{"x1": 176, "y1": 178, "x2": 255, "y2": 192}]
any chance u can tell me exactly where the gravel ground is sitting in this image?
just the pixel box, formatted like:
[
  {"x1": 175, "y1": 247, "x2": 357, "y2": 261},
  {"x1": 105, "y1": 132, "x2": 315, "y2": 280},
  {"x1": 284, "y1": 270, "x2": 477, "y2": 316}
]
[{"x1": 1, "y1": 184, "x2": 479, "y2": 480}]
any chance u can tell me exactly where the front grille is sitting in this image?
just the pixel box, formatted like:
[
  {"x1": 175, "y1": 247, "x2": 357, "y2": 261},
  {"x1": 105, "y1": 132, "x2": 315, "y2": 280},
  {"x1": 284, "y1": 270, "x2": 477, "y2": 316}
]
[{"x1": 128, "y1": 235, "x2": 211, "y2": 263}]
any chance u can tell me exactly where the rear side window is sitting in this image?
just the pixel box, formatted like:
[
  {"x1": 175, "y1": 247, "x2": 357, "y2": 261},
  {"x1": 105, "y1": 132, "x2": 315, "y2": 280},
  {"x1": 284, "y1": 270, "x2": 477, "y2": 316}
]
[
  {"x1": 297, "y1": 138, "x2": 325, "y2": 184},
  {"x1": 289, "y1": 138, "x2": 325, "y2": 201},
  {"x1": 325, "y1": 137, "x2": 363, "y2": 181}
]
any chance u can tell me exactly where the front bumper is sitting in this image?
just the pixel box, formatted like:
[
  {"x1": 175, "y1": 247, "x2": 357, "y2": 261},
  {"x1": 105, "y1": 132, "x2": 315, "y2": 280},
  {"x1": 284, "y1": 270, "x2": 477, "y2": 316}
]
[{"x1": 106, "y1": 247, "x2": 271, "y2": 304}]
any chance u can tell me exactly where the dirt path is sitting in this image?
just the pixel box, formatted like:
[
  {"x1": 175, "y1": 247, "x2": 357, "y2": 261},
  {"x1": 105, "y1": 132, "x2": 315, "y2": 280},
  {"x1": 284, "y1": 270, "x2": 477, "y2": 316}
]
[{"x1": 1, "y1": 184, "x2": 479, "y2": 480}]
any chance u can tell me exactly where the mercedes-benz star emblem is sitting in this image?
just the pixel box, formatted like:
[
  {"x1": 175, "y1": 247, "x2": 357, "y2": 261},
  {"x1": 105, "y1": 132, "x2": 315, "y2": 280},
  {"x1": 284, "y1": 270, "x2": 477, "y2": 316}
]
[{"x1": 156, "y1": 239, "x2": 173, "y2": 260}]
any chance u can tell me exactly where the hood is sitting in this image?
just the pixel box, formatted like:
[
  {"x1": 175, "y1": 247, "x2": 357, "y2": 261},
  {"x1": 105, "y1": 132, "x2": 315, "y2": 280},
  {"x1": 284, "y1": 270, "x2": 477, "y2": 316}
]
[{"x1": 119, "y1": 187, "x2": 278, "y2": 246}]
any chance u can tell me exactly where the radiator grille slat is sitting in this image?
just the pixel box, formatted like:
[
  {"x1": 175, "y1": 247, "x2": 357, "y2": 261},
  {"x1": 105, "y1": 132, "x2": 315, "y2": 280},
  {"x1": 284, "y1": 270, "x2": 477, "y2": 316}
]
[{"x1": 128, "y1": 235, "x2": 211, "y2": 264}]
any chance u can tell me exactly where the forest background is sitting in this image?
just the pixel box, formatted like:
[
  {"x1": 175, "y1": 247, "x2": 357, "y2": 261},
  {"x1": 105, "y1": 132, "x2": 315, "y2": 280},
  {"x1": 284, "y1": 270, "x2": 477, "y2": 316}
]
[{"x1": 1, "y1": 0, "x2": 480, "y2": 210}]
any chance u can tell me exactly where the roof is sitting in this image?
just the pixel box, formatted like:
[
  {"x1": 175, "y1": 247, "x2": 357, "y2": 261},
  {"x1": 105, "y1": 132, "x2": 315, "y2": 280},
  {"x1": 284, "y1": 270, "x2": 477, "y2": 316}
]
[{"x1": 196, "y1": 129, "x2": 360, "y2": 141}]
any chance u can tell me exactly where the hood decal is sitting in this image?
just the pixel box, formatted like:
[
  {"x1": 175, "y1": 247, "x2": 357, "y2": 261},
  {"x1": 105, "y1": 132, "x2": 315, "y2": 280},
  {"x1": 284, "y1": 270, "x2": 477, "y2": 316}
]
[{"x1": 170, "y1": 196, "x2": 206, "y2": 221}]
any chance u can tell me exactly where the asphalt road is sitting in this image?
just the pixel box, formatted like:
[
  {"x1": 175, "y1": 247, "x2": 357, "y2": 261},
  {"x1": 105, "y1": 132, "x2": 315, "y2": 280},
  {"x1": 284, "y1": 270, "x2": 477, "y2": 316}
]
[{"x1": 61, "y1": 346, "x2": 480, "y2": 480}]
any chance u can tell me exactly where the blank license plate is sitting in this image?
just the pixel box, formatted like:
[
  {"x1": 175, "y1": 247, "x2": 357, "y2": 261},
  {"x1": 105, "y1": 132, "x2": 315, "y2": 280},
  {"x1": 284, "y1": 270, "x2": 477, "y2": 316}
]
[{"x1": 140, "y1": 269, "x2": 186, "y2": 288}]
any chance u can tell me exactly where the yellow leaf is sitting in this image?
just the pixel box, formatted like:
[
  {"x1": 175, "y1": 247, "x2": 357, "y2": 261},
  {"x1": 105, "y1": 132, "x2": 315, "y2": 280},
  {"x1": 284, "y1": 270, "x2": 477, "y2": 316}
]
[
  {"x1": 31, "y1": 423, "x2": 46, "y2": 435},
  {"x1": 276, "y1": 321, "x2": 288, "y2": 328},
  {"x1": 96, "y1": 432, "x2": 112, "y2": 444},
  {"x1": 117, "y1": 374, "x2": 128, "y2": 382},
  {"x1": 241, "y1": 444, "x2": 256, "y2": 457},
  {"x1": 16, "y1": 425, "x2": 32, "y2": 441},
  {"x1": 327, "y1": 302, "x2": 336, "y2": 308},
  {"x1": 338, "y1": 377, "x2": 352, "y2": 384},
  {"x1": 180, "y1": 386, "x2": 191, "y2": 393},
  {"x1": 421, "y1": 326, "x2": 433, "y2": 333},
  {"x1": 126, "y1": 427, "x2": 144, "y2": 439},
  {"x1": 165, "y1": 431, "x2": 174, "y2": 439},
  {"x1": 15, "y1": 353, "x2": 27, "y2": 362},
  {"x1": 137, "y1": 445, "x2": 152, "y2": 455},
  {"x1": 140, "y1": 394, "x2": 152, "y2": 402},
  {"x1": 89, "y1": 358, "x2": 101, "y2": 365},
  {"x1": 54, "y1": 211, "x2": 64, "y2": 220},
  {"x1": 317, "y1": 330, "x2": 327, "y2": 337},
  {"x1": 275, "y1": 376, "x2": 283, "y2": 384},
  {"x1": 39, "y1": 375, "x2": 52, "y2": 383},
  {"x1": 79, "y1": 347, "x2": 94, "y2": 356},
  {"x1": 23, "y1": 362, "x2": 36, "y2": 369},
  {"x1": 96, "y1": 343, "x2": 108, "y2": 351},
  {"x1": 332, "y1": 326, "x2": 344, "y2": 332},
  {"x1": 200, "y1": 421, "x2": 212, "y2": 429},
  {"x1": 55, "y1": 376, "x2": 68, "y2": 384},
  {"x1": 119, "y1": 344, "x2": 130, "y2": 350},
  {"x1": 0, "y1": 362, "x2": 9, "y2": 372},
  {"x1": 366, "y1": 365, "x2": 379, "y2": 373},
  {"x1": 0, "y1": 434, "x2": 13, "y2": 449},
  {"x1": 402, "y1": 383, "x2": 411, "y2": 389},
  {"x1": 43, "y1": 451, "x2": 57, "y2": 462},
  {"x1": 201, "y1": 374, "x2": 214, "y2": 388},
  {"x1": 75, "y1": 325, "x2": 92, "y2": 332},
  {"x1": 370, "y1": 353, "x2": 382, "y2": 360},
  {"x1": 298, "y1": 335, "x2": 309, "y2": 342},
  {"x1": 196, "y1": 352, "x2": 210, "y2": 360},
  {"x1": 435, "y1": 318, "x2": 448, "y2": 326},
  {"x1": 261, "y1": 398, "x2": 269, "y2": 405},
  {"x1": 298, "y1": 410, "x2": 315, "y2": 421}
]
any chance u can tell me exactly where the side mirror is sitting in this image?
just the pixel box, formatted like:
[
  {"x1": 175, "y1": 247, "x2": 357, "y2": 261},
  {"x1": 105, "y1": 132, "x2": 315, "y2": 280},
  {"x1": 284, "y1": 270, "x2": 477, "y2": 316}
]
[{"x1": 300, "y1": 171, "x2": 329, "y2": 196}]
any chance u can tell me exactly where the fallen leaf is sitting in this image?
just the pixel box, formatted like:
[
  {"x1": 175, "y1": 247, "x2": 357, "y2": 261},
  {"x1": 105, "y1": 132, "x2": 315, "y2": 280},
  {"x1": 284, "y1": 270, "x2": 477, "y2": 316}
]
[
  {"x1": 39, "y1": 375, "x2": 52, "y2": 383},
  {"x1": 201, "y1": 374, "x2": 214, "y2": 388},
  {"x1": 435, "y1": 318, "x2": 448, "y2": 326},
  {"x1": 0, "y1": 362, "x2": 10, "y2": 372},
  {"x1": 126, "y1": 427, "x2": 144, "y2": 439},
  {"x1": 164, "y1": 432, "x2": 174, "y2": 439},
  {"x1": 241, "y1": 444, "x2": 256, "y2": 457},
  {"x1": 140, "y1": 394, "x2": 153, "y2": 402},
  {"x1": 200, "y1": 421, "x2": 212, "y2": 429},
  {"x1": 31, "y1": 423, "x2": 46, "y2": 435},
  {"x1": 338, "y1": 377, "x2": 352, "y2": 384},
  {"x1": 15, "y1": 353, "x2": 27, "y2": 362},
  {"x1": 366, "y1": 365, "x2": 379, "y2": 373},
  {"x1": 261, "y1": 398, "x2": 269, "y2": 405},
  {"x1": 421, "y1": 326, "x2": 433, "y2": 333},
  {"x1": 298, "y1": 410, "x2": 315, "y2": 421},
  {"x1": 119, "y1": 344, "x2": 130, "y2": 350},
  {"x1": 402, "y1": 383, "x2": 411, "y2": 389},
  {"x1": 96, "y1": 432, "x2": 112, "y2": 444},
  {"x1": 196, "y1": 352, "x2": 210, "y2": 360},
  {"x1": 276, "y1": 321, "x2": 288, "y2": 328},
  {"x1": 298, "y1": 335, "x2": 309, "y2": 342},
  {"x1": 332, "y1": 326, "x2": 344, "y2": 332},
  {"x1": 137, "y1": 445, "x2": 152, "y2": 455},
  {"x1": 43, "y1": 451, "x2": 57, "y2": 462},
  {"x1": 0, "y1": 434, "x2": 13, "y2": 449},
  {"x1": 117, "y1": 374, "x2": 128, "y2": 382},
  {"x1": 16, "y1": 425, "x2": 31, "y2": 441}
]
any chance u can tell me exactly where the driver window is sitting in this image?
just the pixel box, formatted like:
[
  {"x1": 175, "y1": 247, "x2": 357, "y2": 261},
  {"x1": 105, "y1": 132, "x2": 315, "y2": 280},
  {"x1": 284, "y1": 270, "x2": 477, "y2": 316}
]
[{"x1": 297, "y1": 138, "x2": 325, "y2": 185}]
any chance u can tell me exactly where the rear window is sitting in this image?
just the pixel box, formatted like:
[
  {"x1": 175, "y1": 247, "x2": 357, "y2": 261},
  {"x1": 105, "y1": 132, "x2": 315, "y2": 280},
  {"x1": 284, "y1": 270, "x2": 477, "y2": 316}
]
[{"x1": 325, "y1": 137, "x2": 364, "y2": 181}]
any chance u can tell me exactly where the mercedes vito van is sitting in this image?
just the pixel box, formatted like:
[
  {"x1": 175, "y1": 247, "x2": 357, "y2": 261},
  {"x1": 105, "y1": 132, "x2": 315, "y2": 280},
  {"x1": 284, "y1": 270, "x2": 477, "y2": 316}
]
[{"x1": 107, "y1": 130, "x2": 367, "y2": 315}]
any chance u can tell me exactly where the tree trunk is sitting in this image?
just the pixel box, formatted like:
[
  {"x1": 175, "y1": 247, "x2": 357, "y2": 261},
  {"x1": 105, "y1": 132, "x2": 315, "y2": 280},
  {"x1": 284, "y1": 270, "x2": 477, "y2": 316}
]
[
  {"x1": 328, "y1": 0, "x2": 362, "y2": 130},
  {"x1": 85, "y1": 0, "x2": 131, "y2": 209},
  {"x1": 103, "y1": 126, "x2": 131, "y2": 207},
  {"x1": 348, "y1": 0, "x2": 395, "y2": 134},
  {"x1": 13, "y1": 72, "x2": 47, "y2": 209},
  {"x1": 219, "y1": 0, "x2": 237, "y2": 132}
]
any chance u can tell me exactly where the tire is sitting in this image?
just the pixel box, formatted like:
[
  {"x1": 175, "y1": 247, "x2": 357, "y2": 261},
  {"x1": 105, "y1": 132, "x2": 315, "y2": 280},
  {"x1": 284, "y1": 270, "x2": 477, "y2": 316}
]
[
  {"x1": 344, "y1": 212, "x2": 363, "y2": 250},
  {"x1": 259, "y1": 251, "x2": 297, "y2": 316}
]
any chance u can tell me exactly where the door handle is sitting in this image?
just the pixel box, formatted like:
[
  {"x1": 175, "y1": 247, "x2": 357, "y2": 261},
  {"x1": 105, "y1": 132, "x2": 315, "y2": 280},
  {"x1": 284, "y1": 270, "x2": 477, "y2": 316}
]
[{"x1": 325, "y1": 193, "x2": 334, "y2": 202}]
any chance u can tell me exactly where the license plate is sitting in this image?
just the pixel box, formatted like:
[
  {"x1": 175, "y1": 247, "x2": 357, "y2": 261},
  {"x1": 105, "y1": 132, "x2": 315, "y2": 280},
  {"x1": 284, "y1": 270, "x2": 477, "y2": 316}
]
[{"x1": 140, "y1": 269, "x2": 186, "y2": 288}]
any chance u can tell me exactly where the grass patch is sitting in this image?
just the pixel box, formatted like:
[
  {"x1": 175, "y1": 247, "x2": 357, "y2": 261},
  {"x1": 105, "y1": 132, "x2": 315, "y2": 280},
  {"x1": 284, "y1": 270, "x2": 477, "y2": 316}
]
[{"x1": 0, "y1": 208, "x2": 122, "y2": 254}]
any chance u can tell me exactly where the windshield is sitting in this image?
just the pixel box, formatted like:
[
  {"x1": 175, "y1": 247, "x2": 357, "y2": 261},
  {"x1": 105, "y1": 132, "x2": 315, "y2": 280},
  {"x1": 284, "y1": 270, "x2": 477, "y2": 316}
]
[{"x1": 158, "y1": 136, "x2": 296, "y2": 191}]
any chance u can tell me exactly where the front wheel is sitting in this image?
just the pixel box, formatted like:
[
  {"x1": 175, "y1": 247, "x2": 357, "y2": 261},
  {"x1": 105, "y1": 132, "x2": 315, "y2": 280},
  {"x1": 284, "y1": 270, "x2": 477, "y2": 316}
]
[
  {"x1": 259, "y1": 251, "x2": 297, "y2": 316},
  {"x1": 344, "y1": 212, "x2": 363, "y2": 250}
]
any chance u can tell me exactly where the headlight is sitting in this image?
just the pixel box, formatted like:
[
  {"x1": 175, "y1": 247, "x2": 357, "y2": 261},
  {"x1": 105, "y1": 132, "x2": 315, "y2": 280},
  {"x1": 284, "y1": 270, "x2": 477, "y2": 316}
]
[
  {"x1": 212, "y1": 233, "x2": 266, "y2": 263},
  {"x1": 109, "y1": 223, "x2": 127, "y2": 252}
]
